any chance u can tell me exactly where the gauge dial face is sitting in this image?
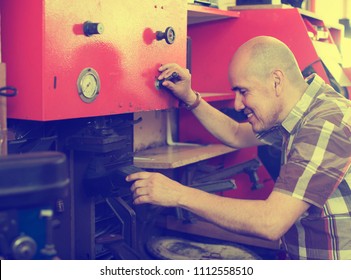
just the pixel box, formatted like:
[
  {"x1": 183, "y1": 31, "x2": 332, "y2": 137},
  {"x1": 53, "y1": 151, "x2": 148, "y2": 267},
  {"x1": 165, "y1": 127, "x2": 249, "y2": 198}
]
[{"x1": 77, "y1": 68, "x2": 100, "y2": 103}]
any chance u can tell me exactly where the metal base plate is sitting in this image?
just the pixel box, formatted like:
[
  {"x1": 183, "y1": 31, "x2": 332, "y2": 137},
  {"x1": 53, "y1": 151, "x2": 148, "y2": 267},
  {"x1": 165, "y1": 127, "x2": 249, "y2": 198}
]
[{"x1": 146, "y1": 236, "x2": 260, "y2": 260}]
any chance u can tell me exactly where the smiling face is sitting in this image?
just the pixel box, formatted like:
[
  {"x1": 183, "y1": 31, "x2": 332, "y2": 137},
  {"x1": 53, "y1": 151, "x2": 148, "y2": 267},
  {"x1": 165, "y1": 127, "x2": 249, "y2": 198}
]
[
  {"x1": 228, "y1": 36, "x2": 308, "y2": 133},
  {"x1": 231, "y1": 73, "x2": 281, "y2": 133},
  {"x1": 229, "y1": 47, "x2": 282, "y2": 133}
]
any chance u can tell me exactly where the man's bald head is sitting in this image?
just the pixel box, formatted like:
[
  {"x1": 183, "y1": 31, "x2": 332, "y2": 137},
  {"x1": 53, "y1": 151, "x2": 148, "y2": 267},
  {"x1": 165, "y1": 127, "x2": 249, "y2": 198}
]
[
  {"x1": 229, "y1": 36, "x2": 303, "y2": 83},
  {"x1": 228, "y1": 36, "x2": 308, "y2": 131}
]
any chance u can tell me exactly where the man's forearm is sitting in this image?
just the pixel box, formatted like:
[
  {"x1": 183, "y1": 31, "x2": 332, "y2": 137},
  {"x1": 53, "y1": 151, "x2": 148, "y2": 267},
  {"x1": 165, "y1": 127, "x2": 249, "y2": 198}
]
[
  {"x1": 191, "y1": 99, "x2": 242, "y2": 147},
  {"x1": 191, "y1": 99, "x2": 260, "y2": 148},
  {"x1": 177, "y1": 186, "x2": 309, "y2": 241},
  {"x1": 177, "y1": 186, "x2": 275, "y2": 240}
]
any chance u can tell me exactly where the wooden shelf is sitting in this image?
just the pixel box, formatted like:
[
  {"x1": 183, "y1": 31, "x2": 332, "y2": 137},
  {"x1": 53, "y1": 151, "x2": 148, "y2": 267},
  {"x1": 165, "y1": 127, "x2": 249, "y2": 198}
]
[
  {"x1": 134, "y1": 144, "x2": 236, "y2": 169},
  {"x1": 188, "y1": 4, "x2": 240, "y2": 25},
  {"x1": 201, "y1": 92, "x2": 235, "y2": 102}
]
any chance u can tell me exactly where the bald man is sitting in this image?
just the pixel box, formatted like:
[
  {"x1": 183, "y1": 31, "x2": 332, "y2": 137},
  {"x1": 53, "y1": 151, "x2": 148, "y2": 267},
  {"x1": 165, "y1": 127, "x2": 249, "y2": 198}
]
[{"x1": 127, "y1": 36, "x2": 351, "y2": 260}]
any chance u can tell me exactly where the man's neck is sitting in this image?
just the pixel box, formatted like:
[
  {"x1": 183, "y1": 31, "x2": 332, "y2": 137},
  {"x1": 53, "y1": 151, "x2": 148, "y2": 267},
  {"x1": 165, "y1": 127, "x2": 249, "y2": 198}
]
[{"x1": 278, "y1": 80, "x2": 309, "y2": 123}]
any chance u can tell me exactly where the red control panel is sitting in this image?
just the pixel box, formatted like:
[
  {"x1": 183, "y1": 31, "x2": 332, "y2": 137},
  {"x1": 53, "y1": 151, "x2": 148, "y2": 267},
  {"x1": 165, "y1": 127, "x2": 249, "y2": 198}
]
[{"x1": 0, "y1": 0, "x2": 187, "y2": 120}]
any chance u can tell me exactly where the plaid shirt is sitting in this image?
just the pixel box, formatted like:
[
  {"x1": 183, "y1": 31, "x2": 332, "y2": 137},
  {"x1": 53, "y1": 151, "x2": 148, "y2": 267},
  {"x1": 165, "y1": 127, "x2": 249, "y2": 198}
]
[{"x1": 257, "y1": 74, "x2": 351, "y2": 259}]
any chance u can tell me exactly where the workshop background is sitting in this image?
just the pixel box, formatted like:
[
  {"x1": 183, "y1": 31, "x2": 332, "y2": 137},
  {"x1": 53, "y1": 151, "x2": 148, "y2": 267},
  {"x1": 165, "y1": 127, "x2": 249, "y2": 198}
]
[{"x1": 0, "y1": 0, "x2": 350, "y2": 260}]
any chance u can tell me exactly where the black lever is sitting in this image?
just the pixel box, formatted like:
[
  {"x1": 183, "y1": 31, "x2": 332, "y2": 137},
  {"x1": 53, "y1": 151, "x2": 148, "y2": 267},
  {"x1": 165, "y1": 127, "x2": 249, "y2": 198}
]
[
  {"x1": 114, "y1": 165, "x2": 144, "y2": 188},
  {"x1": 0, "y1": 86, "x2": 17, "y2": 97},
  {"x1": 155, "y1": 72, "x2": 180, "y2": 90},
  {"x1": 83, "y1": 21, "x2": 104, "y2": 36},
  {"x1": 156, "y1": 26, "x2": 176, "y2": 44}
]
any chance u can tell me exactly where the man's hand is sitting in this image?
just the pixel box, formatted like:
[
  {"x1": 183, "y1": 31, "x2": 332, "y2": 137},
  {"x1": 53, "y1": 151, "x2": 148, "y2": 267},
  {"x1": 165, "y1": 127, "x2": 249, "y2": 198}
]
[
  {"x1": 158, "y1": 63, "x2": 197, "y2": 105},
  {"x1": 126, "y1": 171, "x2": 187, "y2": 207}
]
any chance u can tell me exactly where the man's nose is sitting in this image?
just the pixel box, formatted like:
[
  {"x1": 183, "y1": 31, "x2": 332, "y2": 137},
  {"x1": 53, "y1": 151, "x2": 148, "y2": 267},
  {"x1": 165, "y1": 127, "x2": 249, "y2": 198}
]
[{"x1": 234, "y1": 93, "x2": 245, "y2": 111}]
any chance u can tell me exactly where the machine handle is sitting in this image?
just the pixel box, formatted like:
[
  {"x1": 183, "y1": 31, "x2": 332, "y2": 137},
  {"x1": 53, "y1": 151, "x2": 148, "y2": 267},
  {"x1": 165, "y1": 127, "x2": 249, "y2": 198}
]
[
  {"x1": 83, "y1": 21, "x2": 104, "y2": 36},
  {"x1": 0, "y1": 86, "x2": 17, "y2": 97},
  {"x1": 156, "y1": 26, "x2": 176, "y2": 44},
  {"x1": 155, "y1": 71, "x2": 180, "y2": 90}
]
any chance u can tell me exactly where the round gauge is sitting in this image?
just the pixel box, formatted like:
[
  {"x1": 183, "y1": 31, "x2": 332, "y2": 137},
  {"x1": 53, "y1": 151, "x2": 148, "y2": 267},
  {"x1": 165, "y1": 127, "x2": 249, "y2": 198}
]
[{"x1": 77, "y1": 68, "x2": 100, "y2": 103}]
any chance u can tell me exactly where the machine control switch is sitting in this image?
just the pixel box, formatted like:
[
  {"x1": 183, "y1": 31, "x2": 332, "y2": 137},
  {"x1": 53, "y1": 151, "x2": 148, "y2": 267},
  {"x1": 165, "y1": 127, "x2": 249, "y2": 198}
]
[
  {"x1": 156, "y1": 26, "x2": 176, "y2": 44},
  {"x1": 11, "y1": 235, "x2": 37, "y2": 260},
  {"x1": 114, "y1": 165, "x2": 144, "y2": 188},
  {"x1": 83, "y1": 21, "x2": 104, "y2": 36}
]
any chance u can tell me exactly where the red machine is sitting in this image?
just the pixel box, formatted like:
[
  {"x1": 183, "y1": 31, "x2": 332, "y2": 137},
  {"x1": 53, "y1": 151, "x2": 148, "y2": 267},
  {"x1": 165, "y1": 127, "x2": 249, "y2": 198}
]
[
  {"x1": 0, "y1": 0, "x2": 188, "y2": 260},
  {"x1": 1, "y1": 3, "x2": 349, "y2": 259},
  {"x1": 0, "y1": 0, "x2": 187, "y2": 121}
]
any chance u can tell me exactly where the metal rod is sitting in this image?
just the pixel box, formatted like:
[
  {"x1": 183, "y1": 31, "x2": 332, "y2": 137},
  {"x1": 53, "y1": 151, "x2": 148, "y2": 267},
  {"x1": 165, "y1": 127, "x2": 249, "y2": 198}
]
[{"x1": 0, "y1": 63, "x2": 7, "y2": 156}]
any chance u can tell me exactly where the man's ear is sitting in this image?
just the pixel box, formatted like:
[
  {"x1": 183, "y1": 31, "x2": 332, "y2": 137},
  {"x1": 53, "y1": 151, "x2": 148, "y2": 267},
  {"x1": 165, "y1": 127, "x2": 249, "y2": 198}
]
[{"x1": 272, "y1": 70, "x2": 284, "y2": 96}]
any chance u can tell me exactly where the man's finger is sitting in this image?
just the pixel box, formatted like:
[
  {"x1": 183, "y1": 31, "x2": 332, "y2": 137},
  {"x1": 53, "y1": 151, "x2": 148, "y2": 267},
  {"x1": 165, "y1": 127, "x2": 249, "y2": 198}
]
[
  {"x1": 126, "y1": 171, "x2": 150, "y2": 182},
  {"x1": 158, "y1": 63, "x2": 177, "y2": 72}
]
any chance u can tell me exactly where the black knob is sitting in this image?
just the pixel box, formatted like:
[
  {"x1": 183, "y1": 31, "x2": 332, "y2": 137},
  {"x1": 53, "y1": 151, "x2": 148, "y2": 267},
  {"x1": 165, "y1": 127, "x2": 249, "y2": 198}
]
[
  {"x1": 83, "y1": 21, "x2": 104, "y2": 37},
  {"x1": 155, "y1": 72, "x2": 180, "y2": 90},
  {"x1": 156, "y1": 26, "x2": 176, "y2": 44}
]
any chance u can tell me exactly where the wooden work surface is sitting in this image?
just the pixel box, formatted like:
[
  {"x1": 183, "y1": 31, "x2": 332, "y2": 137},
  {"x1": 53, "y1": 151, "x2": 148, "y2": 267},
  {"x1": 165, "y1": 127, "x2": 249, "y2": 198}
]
[
  {"x1": 187, "y1": 4, "x2": 240, "y2": 25},
  {"x1": 134, "y1": 144, "x2": 236, "y2": 169}
]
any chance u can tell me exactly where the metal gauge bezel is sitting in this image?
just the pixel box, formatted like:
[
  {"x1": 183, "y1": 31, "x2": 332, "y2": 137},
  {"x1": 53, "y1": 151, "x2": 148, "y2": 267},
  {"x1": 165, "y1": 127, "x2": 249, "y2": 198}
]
[{"x1": 77, "y1": 68, "x2": 100, "y2": 103}]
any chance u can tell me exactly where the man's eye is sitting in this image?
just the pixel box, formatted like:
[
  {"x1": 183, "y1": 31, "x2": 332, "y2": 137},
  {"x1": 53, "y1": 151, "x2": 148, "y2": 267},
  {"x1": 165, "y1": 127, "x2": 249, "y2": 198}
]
[{"x1": 239, "y1": 90, "x2": 247, "y2": 96}]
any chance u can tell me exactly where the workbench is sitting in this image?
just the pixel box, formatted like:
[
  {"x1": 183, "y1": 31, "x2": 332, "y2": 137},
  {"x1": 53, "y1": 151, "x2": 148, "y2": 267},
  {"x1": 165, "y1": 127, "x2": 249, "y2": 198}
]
[{"x1": 134, "y1": 143, "x2": 236, "y2": 169}]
